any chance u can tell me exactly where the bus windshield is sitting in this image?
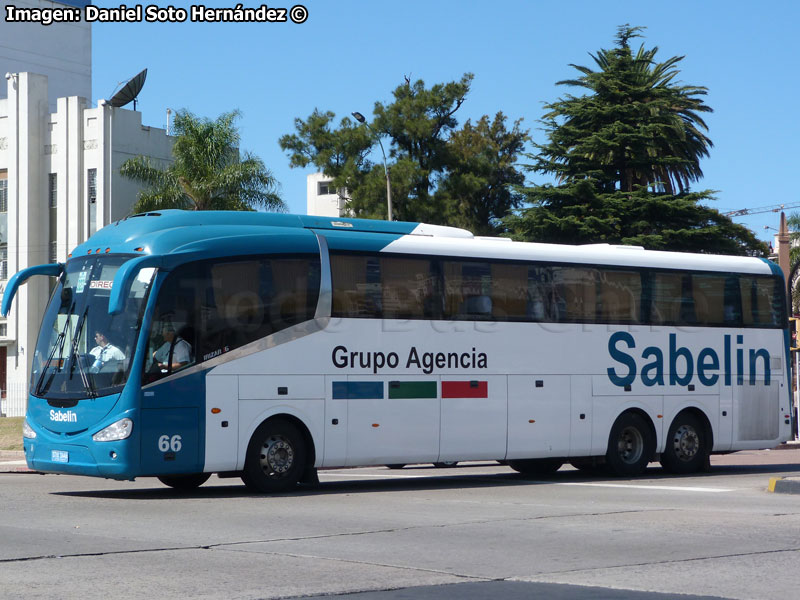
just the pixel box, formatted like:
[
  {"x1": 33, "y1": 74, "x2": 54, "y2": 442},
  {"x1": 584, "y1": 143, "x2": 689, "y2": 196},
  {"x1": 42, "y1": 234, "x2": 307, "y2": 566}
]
[{"x1": 31, "y1": 255, "x2": 155, "y2": 400}]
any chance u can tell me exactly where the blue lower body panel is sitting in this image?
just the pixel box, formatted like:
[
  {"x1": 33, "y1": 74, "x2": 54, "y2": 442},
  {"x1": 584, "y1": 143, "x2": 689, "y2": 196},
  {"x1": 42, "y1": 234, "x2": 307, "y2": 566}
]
[{"x1": 24, "y1": 435, "x2": 137, "y2": 480}]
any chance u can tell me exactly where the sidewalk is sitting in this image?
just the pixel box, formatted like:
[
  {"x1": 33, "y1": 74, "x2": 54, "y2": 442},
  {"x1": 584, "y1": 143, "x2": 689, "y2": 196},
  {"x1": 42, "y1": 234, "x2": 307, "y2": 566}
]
[{"x1": 0, "y1": 450, "x2": 33, "y2": 473}]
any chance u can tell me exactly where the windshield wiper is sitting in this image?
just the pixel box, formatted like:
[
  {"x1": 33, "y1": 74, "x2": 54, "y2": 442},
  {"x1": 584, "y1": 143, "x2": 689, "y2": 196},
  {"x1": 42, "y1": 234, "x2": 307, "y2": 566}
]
[
  {"x1": 35, "y1": 308, "x2": 73, "y2": 397},
  {"x1": 67, "y1": 306, "x2": 97, "y2": 398}
]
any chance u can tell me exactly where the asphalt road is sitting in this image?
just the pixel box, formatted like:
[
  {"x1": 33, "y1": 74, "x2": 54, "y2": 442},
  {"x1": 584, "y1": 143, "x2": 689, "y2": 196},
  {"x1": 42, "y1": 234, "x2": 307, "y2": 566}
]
[{"x1": 0, "y1": 450, "x2": 798, "y2": 600}]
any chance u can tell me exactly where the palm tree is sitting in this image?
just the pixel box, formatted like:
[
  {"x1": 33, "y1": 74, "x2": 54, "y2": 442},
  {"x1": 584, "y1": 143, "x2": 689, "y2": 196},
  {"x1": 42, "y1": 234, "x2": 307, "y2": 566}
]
[
  {"x1": 120, "y1": 109, "x2": 285, "y2": 213},
  {"x1": 786, "y1": 213, "x2": 800, "y2": 313}
]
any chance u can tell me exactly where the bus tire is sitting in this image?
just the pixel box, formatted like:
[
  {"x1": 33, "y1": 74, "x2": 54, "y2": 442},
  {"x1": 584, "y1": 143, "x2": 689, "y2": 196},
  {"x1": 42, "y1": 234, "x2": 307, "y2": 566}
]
[
  {"x1": 605, "y1": 412, "x2": 655, "y2": 477},
  {"x1": 433, "y1": 462, "x2": 458, "y2": 468},
  {"x1": 157, "y1": 473, "x2": 211, "y2": 490},
  {"x1": 660, "y1": 412, "x2": 707, "y2": 474},
  {"x1": 242, "y1": 419, "x2": 306, "y2": 493},
  {"x1": 507, "y1": 458, "x2": 563, "y2": 476}
]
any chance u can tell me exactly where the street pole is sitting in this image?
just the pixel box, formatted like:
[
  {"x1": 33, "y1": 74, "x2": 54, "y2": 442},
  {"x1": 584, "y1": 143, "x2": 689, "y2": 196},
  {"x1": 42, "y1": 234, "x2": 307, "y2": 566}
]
[{"x1": 352, "y1": 112, "x2": 392, "y2": 221}]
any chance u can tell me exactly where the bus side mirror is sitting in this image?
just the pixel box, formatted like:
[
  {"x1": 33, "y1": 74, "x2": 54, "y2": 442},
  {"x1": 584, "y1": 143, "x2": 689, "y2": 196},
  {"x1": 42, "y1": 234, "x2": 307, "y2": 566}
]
[{"x1": 1, "y1": 263, "x2": 64, "y2": 317}]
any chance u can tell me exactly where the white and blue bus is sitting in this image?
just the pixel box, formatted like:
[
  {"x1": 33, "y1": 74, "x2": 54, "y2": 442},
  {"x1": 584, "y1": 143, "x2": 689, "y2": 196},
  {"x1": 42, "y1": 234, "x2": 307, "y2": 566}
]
[{"x1": 2, "y1": 210, "x2": 792, "y2": 491}]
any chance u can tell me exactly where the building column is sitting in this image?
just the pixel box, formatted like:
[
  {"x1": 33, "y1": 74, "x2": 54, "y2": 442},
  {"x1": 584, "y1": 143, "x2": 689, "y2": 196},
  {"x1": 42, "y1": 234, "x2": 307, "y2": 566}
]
[{"x1": 6, "y1": 72, "x2": 49, "y2": 406}]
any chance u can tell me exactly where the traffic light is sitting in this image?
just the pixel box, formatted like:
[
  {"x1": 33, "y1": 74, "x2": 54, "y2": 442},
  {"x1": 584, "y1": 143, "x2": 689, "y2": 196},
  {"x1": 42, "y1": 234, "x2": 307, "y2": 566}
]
[{"x1": 791, "y1": 317, "x2": 800, "y2": 352}]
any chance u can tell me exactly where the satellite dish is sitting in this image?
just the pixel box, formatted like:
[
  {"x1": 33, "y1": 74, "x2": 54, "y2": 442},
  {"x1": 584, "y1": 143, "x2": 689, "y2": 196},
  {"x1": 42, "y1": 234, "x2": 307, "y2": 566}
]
[{"x1": 108, "y1": 68, "x2": 147, "y2": 109}]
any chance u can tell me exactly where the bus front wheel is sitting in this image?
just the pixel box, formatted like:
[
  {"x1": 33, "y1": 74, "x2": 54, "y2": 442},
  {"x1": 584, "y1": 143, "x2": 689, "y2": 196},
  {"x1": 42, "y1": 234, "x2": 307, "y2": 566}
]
[
  {"x1": 660, "y1": 413, "x2": 707, "y2": 474},
  {"x1": 242, "y1": 419, "x2": 306, "y2": 493},
  {"x1": 605, "y1": 412, "x2": 655, "y2": 477},
  {"x1": 157, "y1": 473, "x2": 211, "y2": 490}
]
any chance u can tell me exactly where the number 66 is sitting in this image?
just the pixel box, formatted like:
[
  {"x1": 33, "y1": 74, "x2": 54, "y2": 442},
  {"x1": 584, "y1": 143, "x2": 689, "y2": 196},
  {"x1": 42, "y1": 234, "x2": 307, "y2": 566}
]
[{"x1": 158, "y1": 434, "x2": 182, "y2": 452}]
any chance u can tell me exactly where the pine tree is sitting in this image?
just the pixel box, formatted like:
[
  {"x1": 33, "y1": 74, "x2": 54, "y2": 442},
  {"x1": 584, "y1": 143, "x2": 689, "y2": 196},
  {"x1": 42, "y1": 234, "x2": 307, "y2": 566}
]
[{"x1": 505, "y1": 25, "x2": 766, "y2": 256}]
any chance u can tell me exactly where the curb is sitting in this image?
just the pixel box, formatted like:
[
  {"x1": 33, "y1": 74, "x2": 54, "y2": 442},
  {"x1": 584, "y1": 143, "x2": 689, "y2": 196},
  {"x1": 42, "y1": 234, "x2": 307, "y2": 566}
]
[
  {"x1": 771, "y1": 440, "x2": 800, "y2": 450},
  {"x1": 768, "y1": 477, "x2": 800, "y2": 494}
]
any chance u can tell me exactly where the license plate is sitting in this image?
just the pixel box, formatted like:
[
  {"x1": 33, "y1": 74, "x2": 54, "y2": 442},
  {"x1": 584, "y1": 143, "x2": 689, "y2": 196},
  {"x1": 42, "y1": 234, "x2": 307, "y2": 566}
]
[{"x1": 51, "y1": 450, "x2": 69, "y2": 463}]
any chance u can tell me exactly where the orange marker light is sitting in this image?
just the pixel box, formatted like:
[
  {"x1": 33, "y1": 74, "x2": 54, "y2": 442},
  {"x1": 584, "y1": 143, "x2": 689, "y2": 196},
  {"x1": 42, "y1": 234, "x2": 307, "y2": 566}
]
[
  {"x1": 372, "y1": 423, "x2": 380, "y2": 428},
  {"x1": 529, "y1": 419, "x2": 536, "y2": 423},
  {"x1": 211, "y1": 408, "x2": 221, "y2": 414},
  {"x1": 134, "y1": 247, "x2": 144, "y2": 252}
]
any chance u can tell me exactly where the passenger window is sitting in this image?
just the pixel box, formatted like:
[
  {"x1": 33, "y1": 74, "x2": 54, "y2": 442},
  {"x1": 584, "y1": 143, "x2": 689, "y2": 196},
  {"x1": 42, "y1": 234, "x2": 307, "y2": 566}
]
[
  {"x1": 144, "y1": 254, "x2": 320, "y2": 384},
  {"x1": 690, "y1": 274, "x2": 727, "y2": 326},
  {"x1": 554, "y1": 267, "x2": 597, "y2": 322},
  {"x1": 741, "y1": 276, "x2": 784, "y2": 327},
  {"x1": 597, "y1": 270, "x2": 642, "y2": 324},
  {"x1": 443, "y1": 261, "x2": 492, "y2": 320},
  {"x1": 381, "y1": 256, "x2": 439, "y2": 319},
  {"x1": 491, "y1": 263, "x2": 528, "y2": 320},
  {"x1": 331, "y1": 254, "x2": 381, "y2": 318}
]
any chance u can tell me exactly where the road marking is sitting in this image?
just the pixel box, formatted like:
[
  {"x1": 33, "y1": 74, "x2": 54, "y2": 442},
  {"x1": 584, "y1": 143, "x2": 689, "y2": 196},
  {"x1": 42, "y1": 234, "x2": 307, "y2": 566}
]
[
  {"x1": 557, "y1": 482, "x2": 733, "y2": 493},
  {"x1": 321, "y1": 472, "x2": 429, "y2": 479}
]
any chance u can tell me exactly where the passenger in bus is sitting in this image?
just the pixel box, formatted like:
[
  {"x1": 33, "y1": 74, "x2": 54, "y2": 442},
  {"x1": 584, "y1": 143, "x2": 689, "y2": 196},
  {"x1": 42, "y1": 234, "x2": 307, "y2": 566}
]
[
  {"x1": 152, "y1": 324, "x2": 192, "y2": 371},
  {"x1": 89, "y1": 330, "x2": 126, "y2": 373}
]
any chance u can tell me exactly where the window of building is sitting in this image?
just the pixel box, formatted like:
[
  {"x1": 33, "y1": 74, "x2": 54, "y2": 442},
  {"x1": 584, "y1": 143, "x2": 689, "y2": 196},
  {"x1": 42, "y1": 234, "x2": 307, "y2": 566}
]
[
  {"x1": 318, "y1": 181, "x2": 336, "y2": 196},
  {"x1": 48, "y1": 173, "x2": 58, "y2": 263},
  {"x1": 0, "y1": 171, "x2": 7, "y2": 280},
  {"x1": 0, "y1": 170, "x2": 7, "y2": 213},
  {"x1": 0, "y1": 323, "x2": 6, "y2": 337},
  {"x1": 48, "y1": 173, "x2": 57, "y2": 209},
  {"x1": 87, "y1": 168, "x2": 97, "y2": 236}
]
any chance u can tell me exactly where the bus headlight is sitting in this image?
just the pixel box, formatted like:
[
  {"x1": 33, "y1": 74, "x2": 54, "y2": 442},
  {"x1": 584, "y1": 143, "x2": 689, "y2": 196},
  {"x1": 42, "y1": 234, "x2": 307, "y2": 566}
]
[
  {"x1": 22, "y1": 420, "x2": 36, "y2": 439},
  {"x1": 92, "y1": 418, "x2": 133, "y2": 442}
]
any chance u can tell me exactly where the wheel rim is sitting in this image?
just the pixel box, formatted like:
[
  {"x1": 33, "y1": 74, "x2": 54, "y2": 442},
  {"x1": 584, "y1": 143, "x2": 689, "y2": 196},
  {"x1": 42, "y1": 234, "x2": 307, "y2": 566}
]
[
  {"x1": 617, "y1": 426, "x2": 644, "y2": 464},
  {"x1": 672, "y1": 424, "x2": 700, "y2": 462},
  {"x1": 259, "y1": 434, "x2": 295, "y2": 478}
]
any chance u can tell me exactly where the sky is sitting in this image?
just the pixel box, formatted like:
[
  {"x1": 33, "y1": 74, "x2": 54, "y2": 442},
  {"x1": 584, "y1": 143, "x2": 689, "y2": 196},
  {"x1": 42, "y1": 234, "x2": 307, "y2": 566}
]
[{"x1": 87, "y1": 0, "x2": 800, "y2": 242}]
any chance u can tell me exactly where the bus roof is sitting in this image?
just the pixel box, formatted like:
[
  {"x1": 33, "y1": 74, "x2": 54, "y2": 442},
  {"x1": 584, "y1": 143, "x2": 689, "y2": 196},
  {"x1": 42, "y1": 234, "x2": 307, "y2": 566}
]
[{"x1": 72, "y1": 210, "x2": 778, "y2": 277}]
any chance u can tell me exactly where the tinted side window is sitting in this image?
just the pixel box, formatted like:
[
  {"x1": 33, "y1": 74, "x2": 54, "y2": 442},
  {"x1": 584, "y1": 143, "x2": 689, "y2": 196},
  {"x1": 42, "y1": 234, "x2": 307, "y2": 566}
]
[
  {"x1": 597, "y1": 270, "x2": 642, "y2": 324},
  {"x1": 145, "y1": 255, "x2": 319, "y2": 383},
  {"x1": 331, "y1": 253, "x2": 439, "y2": 319},
  {"x1": 443, "y1": 261, "x2": 492, "y2": 320},
  {"x1": 740, "y1": 276, "x2": 784, "y2": 327}
]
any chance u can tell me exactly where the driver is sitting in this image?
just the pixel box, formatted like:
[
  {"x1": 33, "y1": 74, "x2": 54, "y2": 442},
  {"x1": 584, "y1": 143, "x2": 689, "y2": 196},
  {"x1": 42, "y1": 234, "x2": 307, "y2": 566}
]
[{"x1": 152, "y1": 324, "x2": 192, "y2": 371}]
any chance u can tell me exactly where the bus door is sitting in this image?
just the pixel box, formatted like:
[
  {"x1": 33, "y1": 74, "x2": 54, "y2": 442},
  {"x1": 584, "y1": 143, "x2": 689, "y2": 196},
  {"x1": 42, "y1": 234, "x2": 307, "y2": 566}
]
[{"x1": 139, "y1": 374, "x2": 204, "y2": 475}]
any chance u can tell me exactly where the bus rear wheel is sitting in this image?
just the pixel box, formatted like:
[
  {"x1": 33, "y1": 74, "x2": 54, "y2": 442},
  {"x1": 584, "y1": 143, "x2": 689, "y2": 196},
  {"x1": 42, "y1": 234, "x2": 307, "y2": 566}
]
[
  {"x1": 660, "y1": 413, "x2": 707, "y2": 474},
  {"x1": 605, "y1": 412, "x2": 655, "y2": 477},
  {"x1": 157, "y1": 473, "x2": 211, "y2": 490},
  {"x1": 242, "y1": 419, "x2": 306, "y2": 493},
  {"x1": 507, "y1": 458, "x2": 563, "y2": 476}
]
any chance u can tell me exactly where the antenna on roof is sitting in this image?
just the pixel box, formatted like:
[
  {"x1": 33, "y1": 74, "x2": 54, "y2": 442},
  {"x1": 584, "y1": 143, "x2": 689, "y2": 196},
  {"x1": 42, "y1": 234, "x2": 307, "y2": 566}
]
[{"x1": 106, "y1": 68, "x2": 147, "y2": 110}]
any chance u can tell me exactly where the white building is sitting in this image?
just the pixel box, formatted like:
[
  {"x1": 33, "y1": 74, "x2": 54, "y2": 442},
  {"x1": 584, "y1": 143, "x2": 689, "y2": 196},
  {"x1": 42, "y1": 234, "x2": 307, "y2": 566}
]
[
  {"x1": 307, "y1": 172, "x2": 345, "y2": 217},
  {"x1": 0, "y1": 0, "x2": 92, "y2": 109},
  {"x1": 0, "y1": 1, "x2": 173, "y2": 415}
]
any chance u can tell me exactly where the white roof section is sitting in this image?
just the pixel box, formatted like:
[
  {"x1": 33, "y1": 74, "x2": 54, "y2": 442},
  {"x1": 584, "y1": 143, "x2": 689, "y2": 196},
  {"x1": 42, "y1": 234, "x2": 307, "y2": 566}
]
[
  {"x1": 383, "y1": 235, "x2": 775, "y2": 275},
  {"x1": 409, "y1": 223, "x2": 473, "y2": 238}
]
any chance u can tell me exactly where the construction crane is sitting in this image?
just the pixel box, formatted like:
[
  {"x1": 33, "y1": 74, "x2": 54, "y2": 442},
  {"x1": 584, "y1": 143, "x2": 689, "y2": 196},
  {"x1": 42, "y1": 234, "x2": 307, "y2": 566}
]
[{"x1": 724, "y1": 202, "x2": 800, "y2": 217}]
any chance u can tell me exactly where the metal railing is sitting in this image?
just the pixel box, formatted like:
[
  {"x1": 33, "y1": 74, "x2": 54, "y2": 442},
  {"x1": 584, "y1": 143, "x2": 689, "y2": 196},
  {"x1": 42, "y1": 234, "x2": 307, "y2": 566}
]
[{"x1": 0, "y1": 383, "x2": 27, "y2": 417}]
